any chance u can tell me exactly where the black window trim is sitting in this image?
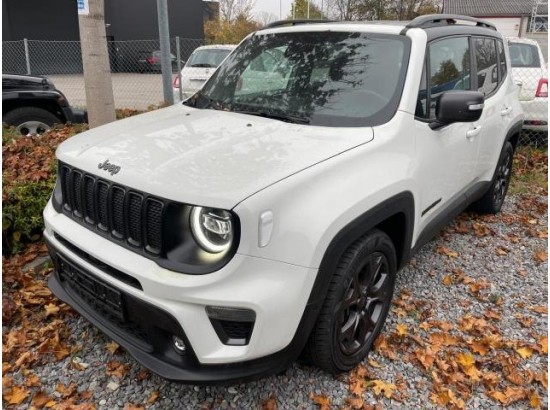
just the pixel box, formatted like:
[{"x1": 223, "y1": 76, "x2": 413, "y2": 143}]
[
  {"x1": 472, "y1": 36, "x2": 506, "y2": 100},
  {"x1": 414, "y1": 34, "x2": 508, "y2": 123},
  {"x1": 415, "y1": 34, "x2": 472, "y2": 122}
]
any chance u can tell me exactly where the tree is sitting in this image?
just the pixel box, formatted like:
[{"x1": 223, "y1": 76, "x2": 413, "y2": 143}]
[
  {"x1": 289, "y1": 0, "x2": 325, "y2": 19},
  {"x1": 78, "y1": 0, "x2": 116, "y2": 128},
  {"x1": 324, "y1": 0, "x2": 440, "y2": 20},
  {"x1": 256, "y1": 11, "x2": 278, "y2": 26},
  {"x1": 218, "y1": 0, "x2": 256, "y2": 22},
  {"x1": 205, "y1": 15, "x2": 261, "y2": 44}
]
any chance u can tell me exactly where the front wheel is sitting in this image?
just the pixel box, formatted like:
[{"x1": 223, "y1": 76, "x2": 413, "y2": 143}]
[
  {"x1": 472, "y1": 141, "x2": 514, "y2": 214},
  {"x1": 304, "y1": 229, "x2": 397, "y2": 373}
]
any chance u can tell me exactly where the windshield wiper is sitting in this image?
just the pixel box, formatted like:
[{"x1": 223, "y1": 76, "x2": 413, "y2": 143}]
[
  {"x1": 190, "y1": 63, "x2": 215, "y2": 68},
  {"x1": 232, "y1": 110, "x2": 310, "y2": 124}
]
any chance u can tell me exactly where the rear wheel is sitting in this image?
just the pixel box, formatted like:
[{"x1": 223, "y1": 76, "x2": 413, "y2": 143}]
[
  {"x1": 4, "y1": 107, "x2": 61, "y2": 136},
  {"x1": 472, "y1": 141, "x2": 514, "y2": 214},
  {"x1": 305, "y1": 229, "x2": 397, "y2": 373}
]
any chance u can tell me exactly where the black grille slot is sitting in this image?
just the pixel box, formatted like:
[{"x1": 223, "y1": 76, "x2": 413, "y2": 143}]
[
  {"x1": 127, "y1": 193, "x2": 143, "y2": 246},
  {"x1": 72, "y1": 172, "x2": 83, "y2": 217},
  {"x1": 58, "y1": 164, "x2": 166, "y2": 257},
  {"x1": 97, "y1": 181, "x2": 109, "y2": 231},
  {"x1": 111, "y1": 187, "x2": 125, "y2": 238},
  {"x1": 145, "y1": 199, "x2": 163, "y2": 254},
  {"x1": 83, "y1": 176, "x2": 95, "y2": 224}
]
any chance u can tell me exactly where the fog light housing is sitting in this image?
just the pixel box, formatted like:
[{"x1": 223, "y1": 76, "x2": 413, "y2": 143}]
[{"x1": 172, "y1": 335, "x2": 186, "y2": 354}]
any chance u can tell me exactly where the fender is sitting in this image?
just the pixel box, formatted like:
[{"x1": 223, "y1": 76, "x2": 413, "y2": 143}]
[{"x1": 505, "y1": 119, "x2": 524, "y2": 149}]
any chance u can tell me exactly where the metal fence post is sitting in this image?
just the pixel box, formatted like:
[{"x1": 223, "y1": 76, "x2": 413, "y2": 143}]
[
  {"x1": 156, "y1": 0, "x2": 174, "y2": 105},
  {"x1": 176, "y1": 36, "x2": 183, "y2": 102},
  {"x1": 23, "y1": 38, "x2": 31, "y2": 75}
]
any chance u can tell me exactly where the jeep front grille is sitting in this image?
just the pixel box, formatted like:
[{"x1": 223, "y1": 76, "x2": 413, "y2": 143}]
[{"x1": 59, "y1": 163, "x2": 164, "y2": 256}]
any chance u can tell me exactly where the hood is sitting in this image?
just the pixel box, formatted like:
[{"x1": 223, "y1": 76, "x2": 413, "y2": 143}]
[
  {"x1": 57, "y1": 104, "x2": 373, "y2": 209},
  {"x1": 2, "y1": 74, "x2": 53, "y2": 91}
]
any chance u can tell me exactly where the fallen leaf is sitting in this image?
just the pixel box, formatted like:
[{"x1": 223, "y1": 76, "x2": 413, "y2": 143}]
[
  {"x1": 262, "y1": 395, "x2": 278, "y2": 410},
  {"x1": 106, "y1": 361, "x2": 129, "y2": 379},
  {"x1": 44, "y1": 303, "x2": 60, "y2": 317},
  {"x1": 534, "y1": 249, "x2": 547, "y2": 263},
  {"x1": 538, "y1": 336, "x2": 548, "y2": 354},
  {"x1": 31, "y1": 390, "x2": 54, "y2": 408},
  {"x1": 147, "y1": 390, "x2": 159, "y2": 404},
  {"x1": 436, "y1": 246, "x2": 459, "y2": 258},
  {"x1": 530, "y1": 391, "x2": 541, "y2": 409},
  {"x1": 309, "y1": 393, "x2": 331, "y2": 410},
  {"x1": 344, "y1": 396, "x2": 364, "y2": 409},
  {"x1": 396, "y1": 323, "x2": 408, "y2": 336},
  {"x1": 370, "y1": 380, "x2": 396, "y2": 399},
  {"x1": 516, "y1": 346, "x2": 534, "y2": 359},
  {"x1": 528, "y1": 305, "x2": 548, "y2": 315},
  {"x1": 368, "y1": 358, "x2": 383, "y2": 369},
  {"x1": 105, "y1": 341, "x2": 121, "y2": 355},
  {"x1": 442, "y1": 274, "x2": 452, "y2": 286},
  {"x1": 4, "y1": 385, "x2": 30, "y2": 405}
]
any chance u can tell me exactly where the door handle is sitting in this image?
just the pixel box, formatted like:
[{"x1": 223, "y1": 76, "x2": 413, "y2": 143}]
[
  {"x1": 466, "y1": 125, "x2": 482, "y2": 139},
  {"x1": 501, "y1": 106, "x2": 513, "y2": 116}
]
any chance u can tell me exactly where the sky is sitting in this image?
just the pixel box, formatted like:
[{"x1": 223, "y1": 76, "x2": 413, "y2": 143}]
[{"x1": 253, "y1": 0, "x2": 293, "y2": 20}]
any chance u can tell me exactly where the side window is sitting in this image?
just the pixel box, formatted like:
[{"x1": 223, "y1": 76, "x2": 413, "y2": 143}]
[
  {"x1": 497, "y1": 40, "x2": 507, "y2": 80},
  {"x1": 428, "y1": 37, "x2": 471, "y2": 118},
  {"x1": 474, "y1": 38, "x2": 498, "y2": 96}
]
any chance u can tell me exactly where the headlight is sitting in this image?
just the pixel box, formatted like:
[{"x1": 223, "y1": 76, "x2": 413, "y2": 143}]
[{"x1": 190, "y1": 206, "x2": 233, "y2": 253}]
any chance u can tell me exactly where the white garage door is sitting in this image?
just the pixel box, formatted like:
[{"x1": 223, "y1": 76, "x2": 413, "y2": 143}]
[{"x1": 482, "y1": 17, "x2": 522, "y2": 37}]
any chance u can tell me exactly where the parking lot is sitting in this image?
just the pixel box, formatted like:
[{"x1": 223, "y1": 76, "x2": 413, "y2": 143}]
[{"x1": 49, "y1": 73, "x2": 167, "y2": 110}]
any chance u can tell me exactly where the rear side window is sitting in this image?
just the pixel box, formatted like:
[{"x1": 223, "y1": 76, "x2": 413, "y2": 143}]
[
  {"x1": 497, "y1": 40, "x2": 507, "y2": 79},
  {"x1": 426, "y1": 37, "x2": 471, "y2": 118},
  {"x1": 474, "y1": 38, "x2": 498, "y2": 96},
  {"x1": 508, "y1": 43, "x2": 541, "y2": 68}
]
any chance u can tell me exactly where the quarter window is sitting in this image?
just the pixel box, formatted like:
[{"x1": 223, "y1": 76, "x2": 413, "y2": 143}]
[{"x1": 474, "y1": 38, "x2": 498, "y2": 96}]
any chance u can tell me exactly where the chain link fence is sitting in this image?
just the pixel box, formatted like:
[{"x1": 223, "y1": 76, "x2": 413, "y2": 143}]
[
  {"x1": 2, "y1": 37, "x2": 547, "y2": 146},
  {"x1": 3, "y1": 38, "x2": 203, "y2": 110}
]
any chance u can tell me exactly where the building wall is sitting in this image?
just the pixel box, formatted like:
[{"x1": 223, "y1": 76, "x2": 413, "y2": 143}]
[
  {"x1": 3, "y1": 0, "x2": 206, "y2": 41},
  {"x1": 479, "y1": 17, "x2": 522, "y2": 37}
]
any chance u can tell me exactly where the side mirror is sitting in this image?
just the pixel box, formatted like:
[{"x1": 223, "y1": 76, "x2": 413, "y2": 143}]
[{"x1": 430, "y1": 91, "x2": 485, "y2": 130}]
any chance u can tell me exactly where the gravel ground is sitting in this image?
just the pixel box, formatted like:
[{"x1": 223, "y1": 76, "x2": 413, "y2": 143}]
[{"x1": 5, "y1": 194, "x2": 548, "y2": 409}]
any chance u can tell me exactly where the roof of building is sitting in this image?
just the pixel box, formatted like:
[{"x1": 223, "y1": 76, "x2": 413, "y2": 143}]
[{"x1": 443, "y1": 0, "x2": 548, "y2": 17}]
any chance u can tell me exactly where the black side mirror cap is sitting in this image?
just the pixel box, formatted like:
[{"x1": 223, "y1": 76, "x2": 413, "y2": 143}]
[{"x1": 430, "y1": 90, "x2": 485, "y2": 130}]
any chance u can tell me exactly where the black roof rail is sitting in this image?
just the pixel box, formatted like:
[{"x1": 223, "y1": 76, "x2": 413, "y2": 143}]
[
  {"x1": 406, "y1": 14, "x2": 497, "y2": 31},
  {"x1": 262, "y1": 19, "x2": 335, "y2": 30}
]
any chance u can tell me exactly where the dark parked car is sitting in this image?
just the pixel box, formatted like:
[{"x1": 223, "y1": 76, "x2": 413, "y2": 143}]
[
  {"x1": 136, "y1": 50, "x2": 180, "y2": 73},
  {"x1": 2, "y1": 74, "x2": 87, "y2": 136}
]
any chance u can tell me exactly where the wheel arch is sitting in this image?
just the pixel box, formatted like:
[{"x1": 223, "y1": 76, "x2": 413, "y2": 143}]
[
  {"x1": 2, "y1": 98, "x2": 66, "y2": 122},
  {"x1": 308, "y1": 191, "x2": 415, "y2": 308},
  {"x1": 505, "y1": 119, "x2": 523, "y2": 150}
]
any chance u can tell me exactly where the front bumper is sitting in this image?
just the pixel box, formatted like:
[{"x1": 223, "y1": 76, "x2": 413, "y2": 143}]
[{"x1": 43, "y1": 200, "x2": 320, "y2": 383}]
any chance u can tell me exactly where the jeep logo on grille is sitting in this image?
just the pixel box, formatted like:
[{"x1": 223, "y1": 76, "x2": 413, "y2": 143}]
[{"x1": 98, "y1": 159, "x2": 121, "y2": 176}]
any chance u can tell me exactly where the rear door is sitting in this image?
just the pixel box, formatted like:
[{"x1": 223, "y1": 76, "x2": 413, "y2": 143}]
[{"x1": 472, "y1": 37, "x2": 511, "y2": 178}]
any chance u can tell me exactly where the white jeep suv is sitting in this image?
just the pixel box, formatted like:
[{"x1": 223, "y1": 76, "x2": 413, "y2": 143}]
[{"x1": 44, "y1": 15, "x2": 523, "y2": 383}]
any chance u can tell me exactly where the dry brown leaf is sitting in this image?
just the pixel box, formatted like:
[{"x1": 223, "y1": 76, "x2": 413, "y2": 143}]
[
  {"x1": 309, "y1": 393, "x2": 331, "y2": 410},
  {"x1": 44, "y1": 303, "x2": 60, "y2": 317},
  {"x1": 538, "y1": 336, "x2": 548, "y2": 354},
  {"x1": 368, "y1": 358, "x2": 383, "y2": 369},
  {"x1": 105, "y1": 341, "x2": 121, "y2": 355},
  {"x1": 534, "y1": 249, "x2": 547, "y2": 263},
  {"x1": 262, "y1": 395, "x2": 278, "y2": 410},
  {"x1": 106, "y1": 361, "x2": 129, "y2": 379},
  {"x1": 396, "y1": 323, "x2": 408, "y2": 336},
  {"x1": 125, "y1": 405, "x2": 145, "y2": 410},
  {"x1": 147, "y1": 390, "x2": 159, "y2": 404},
  {"x1": 530, "y1": 391, "x2": 541, "y2": 409},
  {"x1": 528, "y1": 305, "x2": 548, "y2": 315},
  {"x1": 442, "y1": 274, "x2": 452, "y2": 286},
  {"x1": 4, "y1": 385, "x2": 30, "y2": 405},
  {"x1": 436, "y1": 246, "x2": 459, "y2": 258},
  {"x1": 31, "y1": 390, "x2": 55, "y2": 408},
  {"x1": 370, "y1": 379, "x2": 396, "y2": 399},
  {"x1": 515, "y1": 346, "x2": 534, "y2": 359}
]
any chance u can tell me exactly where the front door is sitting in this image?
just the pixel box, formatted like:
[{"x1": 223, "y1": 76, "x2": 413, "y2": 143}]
[{"x1": 414, "y1": 36, "x2": 480, "y2": 233}]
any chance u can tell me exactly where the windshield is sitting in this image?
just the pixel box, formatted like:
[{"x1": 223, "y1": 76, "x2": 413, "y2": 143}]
[
  {"x1": 186, "y1": 49, "x2": 233, "y2": 68},
  {"x1": 184, "y1": 31, "x2": 410, "y2": 127},
  {"x1": 509, "y1": 43, "x2": 541, "y2": 68}
]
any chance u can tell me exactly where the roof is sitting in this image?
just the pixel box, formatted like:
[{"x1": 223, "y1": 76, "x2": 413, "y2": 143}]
[
  {"x1": 194, "y1": 44, "x2": 237, "y2": 51},
  {"x1": 443, "y1": 0, "x2": 548, "y2": 17}
]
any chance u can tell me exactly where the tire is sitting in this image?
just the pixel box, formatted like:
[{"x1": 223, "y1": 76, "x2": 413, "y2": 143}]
[
  {"x1": 471, "y1": 141, "x2": 514, "y2": 214},
  {"x1": 4, "y1": 107, "x2": 61, "y2": 136},
  {"x1": 304, "y1": 229, "x2": 397, "y2": 374}
]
